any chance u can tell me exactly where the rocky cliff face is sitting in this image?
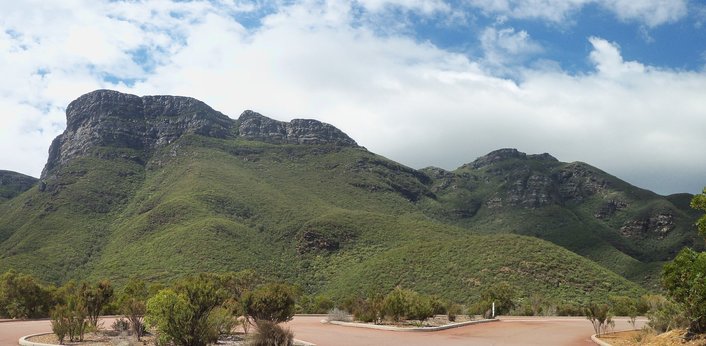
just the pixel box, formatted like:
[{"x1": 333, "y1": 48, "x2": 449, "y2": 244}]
[
  {"x1": 237, "y1": 110, "x2": 357, "y2": 146},
  {"x1": 42, "y1": 90, "x2": 357, "y2": 178}
]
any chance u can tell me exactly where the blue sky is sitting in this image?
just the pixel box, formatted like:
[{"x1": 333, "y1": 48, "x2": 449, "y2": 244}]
[{"x1": 1, "y1": 0, "x2": 705, "y2": 195}]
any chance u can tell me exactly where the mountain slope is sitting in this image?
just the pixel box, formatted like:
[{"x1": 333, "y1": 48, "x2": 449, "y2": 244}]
[
  {"x1": 0, "y1": 90, "x2": 698, "y2": 302},
  {"x1": 419, "y1": 149, "x2": 701, "y2": 287},
  {"x1": 0, "y1": 170, "x2": 37, "y2": 203}
]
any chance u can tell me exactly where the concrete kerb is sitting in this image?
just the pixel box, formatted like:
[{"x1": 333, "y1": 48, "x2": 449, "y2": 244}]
[
  {"x1": 20, "y1": 332, "x2": 316, "y2": 346},
  {"x1": 591, "y1": 333, "x2": 614, "y2": 346},
  {"x1": 324, "y1": 318, "x2": 499, "y2": 332},
  {"x1": 19, "y1": 333, "x2": 55, "y2": 346}
]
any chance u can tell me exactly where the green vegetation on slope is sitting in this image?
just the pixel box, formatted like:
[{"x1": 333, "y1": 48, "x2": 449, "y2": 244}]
[{"x1": 0, "y1": 133, "x2": 696, "y2": 303}]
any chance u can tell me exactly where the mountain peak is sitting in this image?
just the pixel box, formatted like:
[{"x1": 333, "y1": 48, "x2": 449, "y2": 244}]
[
  {"x1": 468, "y1": 148, "x2": 557, "y2": 169},
  {"x1": 42, "y1": 90, "x2": 358, "y2": 178}
]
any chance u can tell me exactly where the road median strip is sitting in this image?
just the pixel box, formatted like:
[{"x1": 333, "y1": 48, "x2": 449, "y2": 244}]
[{"x1": 323, "y1": 318, "x2": 498, "y2": 332}]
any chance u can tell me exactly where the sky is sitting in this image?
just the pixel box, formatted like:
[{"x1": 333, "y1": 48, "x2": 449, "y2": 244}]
[{"x1": 1, "y1": 0, "x2": 705, "y2": 195}]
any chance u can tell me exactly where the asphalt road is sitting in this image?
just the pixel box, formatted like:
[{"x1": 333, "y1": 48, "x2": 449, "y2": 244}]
[{"x1": 0, "y1": 315, "x2": 646, "y2": 345}]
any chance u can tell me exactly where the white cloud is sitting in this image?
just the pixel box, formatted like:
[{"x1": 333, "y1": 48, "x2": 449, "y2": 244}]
[
  {"x1": 0, "y1": 0, "x2": 704, "y2": 195},
  {"x1": 466, "y1": 0, "x2": 688, "y2": 27},
  {"x1": 480, "y1": 27, "x2": 542, "y2": 68}
]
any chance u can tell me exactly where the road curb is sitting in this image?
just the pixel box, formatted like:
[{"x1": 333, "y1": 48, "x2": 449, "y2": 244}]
[
  {"x1": 324, "y1": 318, "x2": 499, "y2": 332},
  {"x1": 18, "y1": 332, "x2": 55, "y2": 346},
  {"x1": 20, "y1": 332, "x2": 316, "y2": 346},
  {"x1": 591, "y1": 333, "x2": 615, "y2": 346}
]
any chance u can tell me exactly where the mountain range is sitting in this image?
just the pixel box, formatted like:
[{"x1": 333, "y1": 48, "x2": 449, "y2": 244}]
[{"x1": 0, "y1": 89, "x2": 701, "y2": 304}]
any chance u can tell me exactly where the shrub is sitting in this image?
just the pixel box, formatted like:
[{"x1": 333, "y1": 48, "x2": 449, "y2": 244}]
[
  {"x1": 350, "y1": 295, "x2": 383, "y2": 323},
  {"x1": 111, "y1": 317, "x2": 130, "y2": 332},
  {"x1": 643, "y1": 294, "x2": 688, "y2": 333},
  {"x1": 447, "y1": 304, "x2": 463, "y2": 322},
  {"x1": 609, "y1": 296, "x2": 638, "y2": 328},
  {"x1": 382, "y1": 287, "x2": 408, "y2": 322},
  {"x1": 429, "y1": 296, "x2": 447, "y2": 315},
  {"x1": 117, "y1": 278, "x2": 149, "y2": 340},
  {"x1": 479, "y1": 282, "x2": 516, "y2": 316},
  {"x1": 79, "y1": 279, "x2": 113, "y2": 328},
  {"x1": 250, "y1": 320, "x2": 293, "y2": 346},
  {"x1": 243, "y1": 283, "x2": 296, "y2": 324},
  {"x1": 51, "y1": 305, "x2": 70, "y2": 344},
  {"x1": 406, "y1": 294, "x2": 434, "y2": 322},
  {"x1": 146, "y1": 278, "x2": 225, "y2": 346},
  {"x1": 50, "y1": 295, "x2": 89, "y2": 343},
  {"x1": 380, "y1": 287, "x2": 434, "y2": 322}
]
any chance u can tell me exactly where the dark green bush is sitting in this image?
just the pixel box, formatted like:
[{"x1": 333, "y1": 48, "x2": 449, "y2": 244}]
[
  {"x1": 0, "y1": 270, "x2": 55, "y2": 318},
  {"x1": 243, "y1": 283, "x2": 296, "y2": 324},
  {"x1": 146, "y1": 278, "x2": 225, "y2": 346}
]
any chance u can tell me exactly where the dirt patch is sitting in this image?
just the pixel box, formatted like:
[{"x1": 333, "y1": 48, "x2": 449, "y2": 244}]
[
  {"x1": 597, "y1": 329, "x2": 706, "y2": 346},
  {"x1": 28, "y1": 331, "x2": 155, "y2": 346}
]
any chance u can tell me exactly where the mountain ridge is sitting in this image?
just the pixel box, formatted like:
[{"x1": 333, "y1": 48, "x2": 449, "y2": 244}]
[{"x1": 0, "y1": 90, "x2": 700, "y2": 302}]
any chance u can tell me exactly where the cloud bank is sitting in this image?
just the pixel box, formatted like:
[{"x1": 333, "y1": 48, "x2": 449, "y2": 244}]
[{"x1": 0, "y1": 0, "x2": 704, "y2": 195}]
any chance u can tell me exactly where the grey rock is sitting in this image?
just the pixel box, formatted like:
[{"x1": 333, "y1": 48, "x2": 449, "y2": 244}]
[
  {"x1": 42, "y1": 90, "x2": 358, "y2": 178},
  {"x1": 237, "y1": 110, "x2": 357, "y2": 146},
  {"x1": 620, "y1": 212, "x2": 675, "y2": 239}
]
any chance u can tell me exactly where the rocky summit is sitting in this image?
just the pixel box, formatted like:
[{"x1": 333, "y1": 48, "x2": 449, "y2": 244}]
[{"x1": 42, "y1": 90, "x2": 357, "y2": 178}]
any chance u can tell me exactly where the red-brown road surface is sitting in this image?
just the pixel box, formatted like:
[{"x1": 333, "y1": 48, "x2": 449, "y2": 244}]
[{"x1": 0, "y1": 316, "x2": 646, "y2": 345}]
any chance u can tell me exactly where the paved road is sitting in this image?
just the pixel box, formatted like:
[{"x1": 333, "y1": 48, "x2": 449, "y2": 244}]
[
  {"x1": 1, "y1": 315, "x2": 645, "y2": 345},
  {"x1": 284, "y1": 316, "x2": 646, "y2": 346}
]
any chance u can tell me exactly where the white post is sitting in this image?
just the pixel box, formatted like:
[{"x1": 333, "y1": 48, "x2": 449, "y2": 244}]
[{"x1": 492, "y1": 302, "x2": 495, "y2": 318}]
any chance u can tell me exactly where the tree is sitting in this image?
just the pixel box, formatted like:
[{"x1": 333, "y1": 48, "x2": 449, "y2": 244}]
[
  {"x1": 146, "y1": 278, "x2": 226, "y2": 346},
  {"x1": 242, "y1": 283, "x2": 296, "y2": 324},
  {"x1": 117, "y1": 278, "x2": 149, "y2": 340},
  {"x1": 693, "y1": 188, "x2": 706, "y2": 237},
  {"x1": 662, "y1": 248, "x2": 706, "y2": 334},
  {"x1": 661, "y1": 188, "x2": 706, "y2": 337},
  {"x1": 79, "y1": 279, "x2": 113, "y2": 327},
  {"x1": 0, "y1": 270, "x2": 54, "y2": 318},
  {"x1": 585, "y1": 302, "x2": 612, "y2": 337},
  {"x1": 479, "y1": 281, "x2": 516, "y2": 316}
]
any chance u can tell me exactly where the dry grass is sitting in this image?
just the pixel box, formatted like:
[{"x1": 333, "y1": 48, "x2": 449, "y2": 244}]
[{"x1": 598, "y1": 329, "x2": 706, "y2": 346}]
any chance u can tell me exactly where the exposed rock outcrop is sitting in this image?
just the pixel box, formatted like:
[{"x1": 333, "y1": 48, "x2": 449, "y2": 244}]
[
  {"x1": 594, "y1": 200, "x2": 628, "y2": 219},
  {"x1": 620, "y1": 212, "x2": 675, "y2": 239},
  {"x1": 237, "y1": 110, "x2": 357, "y2": 146},
  {"x1": 42, "y1": 90, "x2": 232, "y2": 177},
  {"x1": 42, "y1": 90, "x2": 358, "y2": 178}
]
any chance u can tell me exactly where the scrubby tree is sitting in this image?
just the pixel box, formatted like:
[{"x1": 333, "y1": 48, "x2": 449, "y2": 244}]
[
  {"x1": 50, "y1": 293, "x2": 89, "y2": 343},
  {"x1": 585, "y1": 302, "x2": 612, "y2": 337},
  {"x1": 478, "y1": 281, "x2": 517, "y2": 316},
  {"x1": 80, "y1": 279, "x2": 113, "y2": 327},
  {"x1": 662, "y1": 248, "x2": 706, "y2": 334},
  {"x1": 243, "y1": 283, "x2": 296, "y2": 324},
  {"x1": 146, "y1": 277, "x2": 226, "y2": 346},
  {"x1": 0, "y1": 270, "x2": 54, "y2": 318},
  {"x1": 661, "y1": 188, "x2": 706, "y2": 337}
]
